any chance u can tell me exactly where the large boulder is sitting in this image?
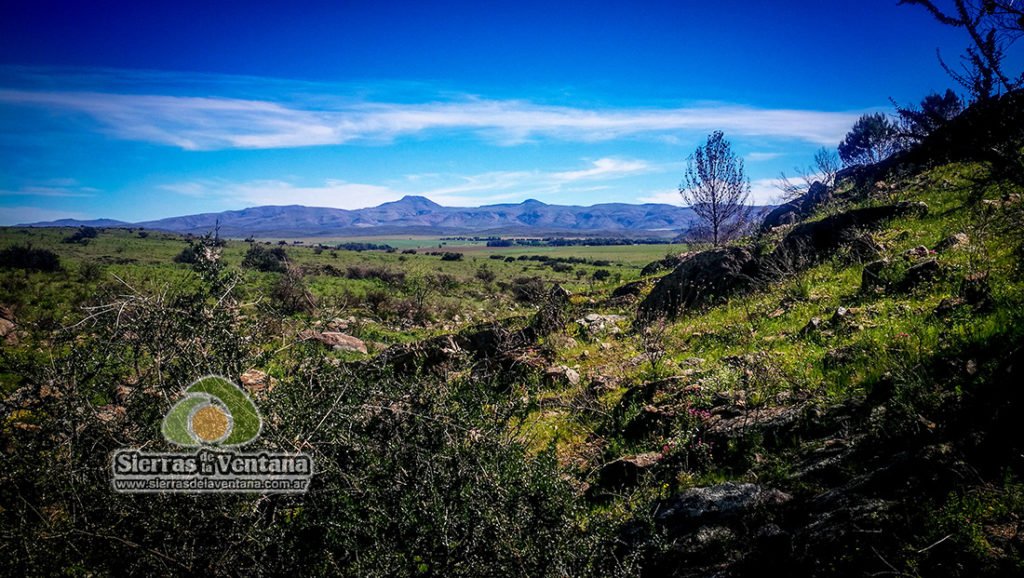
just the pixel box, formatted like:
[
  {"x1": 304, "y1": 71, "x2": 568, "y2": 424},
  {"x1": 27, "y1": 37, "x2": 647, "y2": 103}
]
[
  {"x1": 638, "y1": 246, "x2": 759, "y2": 320},
  {"x1": 761, "y1": 181, "x2": 831, "y2": 230}
]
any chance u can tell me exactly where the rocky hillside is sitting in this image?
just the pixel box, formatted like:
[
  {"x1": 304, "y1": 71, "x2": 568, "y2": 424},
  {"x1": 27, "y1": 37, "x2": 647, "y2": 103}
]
[{"x1": 2, "y1": 92, "x2": 1022, "y2": 577}]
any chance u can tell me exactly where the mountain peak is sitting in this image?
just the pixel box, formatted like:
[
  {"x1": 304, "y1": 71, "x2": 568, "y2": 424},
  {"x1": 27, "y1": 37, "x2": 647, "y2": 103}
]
[
  {"x1": 395, "y1": 195, "x2": 442, "y2": 208},
  {"x1": 520, "y1": 198, "x2": 547, "y2": 206}
]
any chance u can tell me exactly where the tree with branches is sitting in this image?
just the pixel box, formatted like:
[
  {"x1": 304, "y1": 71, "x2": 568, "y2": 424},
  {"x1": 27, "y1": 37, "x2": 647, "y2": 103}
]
[
  {"x1": 776, "y1": 146, "x2": 841, "y2": 200},
  {"x1": 680, "y1": 131, "x2": 751, "y2": 247},
  {"x1": 900, "y1": 0, "x2": 1024, "y2": 101},
  {"x1": 838, "y1": 113, "x2": 902, "y2": 167}
]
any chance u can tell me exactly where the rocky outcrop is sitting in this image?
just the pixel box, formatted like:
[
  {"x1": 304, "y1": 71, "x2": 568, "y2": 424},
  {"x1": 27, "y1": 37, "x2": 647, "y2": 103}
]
[
  {"x1": 761, "y1": 181, "x2": 831, "y2": 230},
  {"x1": 638, "y1": 247, "x2": 759, "y2": 320},
  {"x1": 640, "y1": 252, "x2": 693, "y2": 277},
  {"x1": 641, "y1": 203, "x2": 928, "y2": 320}
]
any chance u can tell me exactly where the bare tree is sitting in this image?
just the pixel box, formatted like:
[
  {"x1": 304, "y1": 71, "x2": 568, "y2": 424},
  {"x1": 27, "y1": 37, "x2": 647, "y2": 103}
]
[
  {"x1": 900, "y1": 0, "x2": 1024, "y2": 101},
  {"x1": 776, "y1": 147, "x2": 840, "y2": 200},
  {"x1": 680, "y1": 131, "x2": 752, "y2": 246}
]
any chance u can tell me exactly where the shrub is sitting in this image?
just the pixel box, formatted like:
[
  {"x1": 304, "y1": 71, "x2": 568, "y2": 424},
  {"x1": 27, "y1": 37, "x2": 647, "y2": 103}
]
[
  {"x1": 592, "y1": 269, "x2": 612, "y2": 282},
  {"x1": 61, "y1": 226, "x2": 98, "y2": 244},
  {"x1": 510, "y1": 276, "x2": 546, "y2": 302},
  {"x1": 0, "y1": 244, "x2": 62, "y2": 271},
  {"x1": 441, "y1": 252, "x2": 463, "y2": 261},
  {"x1": 241, "y1": 244, "x2": 288, "y2": 273}
]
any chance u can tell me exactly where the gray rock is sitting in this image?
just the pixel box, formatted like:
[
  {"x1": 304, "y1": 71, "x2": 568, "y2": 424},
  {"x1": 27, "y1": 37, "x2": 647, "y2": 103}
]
[{"x1": 656, "y1": 482, "x2": 792, "y2": 529}]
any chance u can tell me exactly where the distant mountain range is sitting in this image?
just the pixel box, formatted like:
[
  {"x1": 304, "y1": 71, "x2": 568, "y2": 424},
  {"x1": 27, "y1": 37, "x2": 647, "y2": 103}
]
[{"x1": 22, "y1": 195, "x2": 770, "y2": 238}]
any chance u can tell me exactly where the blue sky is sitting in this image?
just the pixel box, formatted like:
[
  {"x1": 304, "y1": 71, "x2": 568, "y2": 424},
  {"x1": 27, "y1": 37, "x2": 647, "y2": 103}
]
[{"x1": 0, "y1": 0, "x2": 1001, "y2": 224}]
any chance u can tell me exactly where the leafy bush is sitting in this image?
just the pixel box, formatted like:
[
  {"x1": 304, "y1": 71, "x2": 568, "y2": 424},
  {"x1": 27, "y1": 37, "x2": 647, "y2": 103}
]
[
  {"x1": 61, "y1": 226, "x2": 98, "y2": 244},
  {"x1": 0, "y1": 244, "x2": 62, "y2": 271},
  {"x1": 440, "y1": 252, "x2": 463, "y2": 261},
  {"x1": 241, "y1": 244, "x2": 288, "y2": 273}
]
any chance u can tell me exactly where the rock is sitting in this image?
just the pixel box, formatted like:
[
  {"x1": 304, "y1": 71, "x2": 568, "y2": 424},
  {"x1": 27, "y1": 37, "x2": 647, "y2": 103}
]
[
  {"x1": 935, "y1": 232, "x2": 968, "y2": 252},
  {"x1": 0, "y1": 318, "x2": 16, "y2": 346},
  {"x1": 772, "y1": 203, "x2": 925, "y2": 267},
  {"x1": 860, "y1": 259, "x2": 890, "y2": 293},
  {"x1": 761, "y1": 181, "x2": 831, "y2": 230},
  {"x1": 961, "y1": 271, "x2": 992, "y2": 308},
  {"x1": 96, "y1": 404, "x2": 126, "y2": 424},
  {"x1": 934, "y1": 296, "x2": 966, "y2": 316},
  {"x1": 300, "y1": 330, "x2": 368, "y2": 353},
  {"x1": 592, "y1": 452, "x2": 662, "y2": 491},
  {"x1": 239, "y1": 369, "x2": 275, "y2": 395},
  {"x1": 640, "y1": 252, "x2": 693, "y2": 277},
  {"x1": 545, "y1": 365, "x2": 580, "y2": 386},
  {"x1": 610, "y1": 279, "x2": 649, "y2": 299},
  {"x1": 638, "y1": 247, "x2": 759, "y2": 320},
  {"x1": 903, "y1": 245, "x2": 930, "y2": 259},
  {"x1": 829, "y1": 307, "x2": 850, "y2": 326},
  {"x1": 800, "y1": 316, "x2": 824, "y2": 336},
  {"x1": 655, "y1": 482, "x2": 792, "y2": 531},
  {"x1": 898, "y1": 258, "x2": 941, "y2": 291},
  {"x1": 575, "y1": 313, "x2": 625, "y2": 338}
]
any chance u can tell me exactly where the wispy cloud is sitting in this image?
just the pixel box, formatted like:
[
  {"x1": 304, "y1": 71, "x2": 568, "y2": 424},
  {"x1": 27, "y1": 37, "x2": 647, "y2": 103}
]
[
  {"x1": 1, "y1": 179, "x2": 98, "y2": 198},
  {"x1": 161, "y1": 157, "x2": 655, "y2": 209},
  {"x1": 0, "y1": 86, "x2": 863, "y2": 150},
  {"x1": 0, "y1": 206, "x2": 89, "y2": 225},
  {"x1": 637, "y1": 177, "x2": 783, "y2": 206},
  {"x1": 746, "y1": 152, "x2": 782, "y2": 162}
]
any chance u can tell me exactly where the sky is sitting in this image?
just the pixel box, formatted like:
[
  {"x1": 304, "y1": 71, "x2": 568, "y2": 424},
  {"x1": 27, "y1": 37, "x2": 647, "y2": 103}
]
[{"x1": 0, "y1": 0, "x2": 1006, "y2": 224}]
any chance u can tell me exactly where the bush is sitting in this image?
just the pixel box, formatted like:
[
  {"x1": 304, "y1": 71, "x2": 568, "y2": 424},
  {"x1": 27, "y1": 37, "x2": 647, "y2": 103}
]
[
  {"x1": 241, "y1": 244, "x2": 288, "y2": 273},
  {"x1": 62, "y1": 226, "x2": 98, "y2": 244},
  {"x1": 440, "y1": 252, "x2": 463, "y2": 261},
  {"x1": 0, "y1": 244, "x2": 62, "y2": 271},
  {"x1": 345, "y1": 265, "x2": 406, "y2": 286},
  {"x1": 592, "y1": 269, "x2": 612, "y2": 282},
  {"x1": 510, "y1": 276, "x2": 547, "y2": 302}
]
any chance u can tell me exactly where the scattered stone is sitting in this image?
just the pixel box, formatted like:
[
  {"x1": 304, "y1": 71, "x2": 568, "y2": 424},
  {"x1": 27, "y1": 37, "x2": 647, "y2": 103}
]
[
  {"x1": 299, "y1": 330, "x2": 368, "y2": 354},
  {"x1": 860, "y1": 259, "x2": 890, "y2": 293},
  {"x1": 96, "y1": 404, "x2": 126, "y2": 424},
  {"x1": 239, "y1": 369, "x2": 275, "y2": 395},
  {"x1": 898, "y1": 258, "x2": 941, "y2": 291},
  {"x1": 903, "y1": 245, "x2": 930, "y2": 259},
  {"x1": 800, "y1": 316, "x2": 825, "y2": 336},
  {"x1": 545, "y1": 365, "x2": 581, "y2": 386},
  {"x1": 0, "y1": 318, "x2": 16, "y2": 346},
  {"x1": 829, "y1": 307, "x2": 850, "y2": 326},
  {"x1": 575, "y1": 313, "x2": 625, "y2": 338},
  {"x1": 592, "y1": 452, "x2": 662, "y2": 491},
  {"x1": 655, "y1": 483, "x2": 792, "y2": 531},
  {"x1": 934, "y1": 297, "x2": 966, "y2": 316},
  {"x1": 935, "y1": 233, "x2": 969, "y2": 252}
]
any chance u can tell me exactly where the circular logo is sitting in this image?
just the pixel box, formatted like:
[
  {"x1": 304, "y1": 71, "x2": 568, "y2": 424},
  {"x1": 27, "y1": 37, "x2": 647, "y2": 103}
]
[{"x1": 161, "y1": 376, "x2": 261, "y2": 447}]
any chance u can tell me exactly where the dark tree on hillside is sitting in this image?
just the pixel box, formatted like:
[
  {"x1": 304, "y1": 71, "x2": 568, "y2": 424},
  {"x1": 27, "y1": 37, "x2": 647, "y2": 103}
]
[
  {"x1": 900, "y1": 0, "x2": 1024, "y2": 101},
  {"x1": 679, "y1": 131, "x2": 751, "y2": 247},
  {"x1": 892, "y1": 89, "x2": 964, "y2": 144},
  {"x1": 838, "y1": 113, "x2": 901, "y2": 167}
]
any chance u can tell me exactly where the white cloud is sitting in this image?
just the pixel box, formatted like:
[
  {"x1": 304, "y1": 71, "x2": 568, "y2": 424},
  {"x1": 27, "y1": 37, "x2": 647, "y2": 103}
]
[
  {"x1": 639, "y1": 177, "x2": 782, "y2": 207},
  {"x1": 746, "y1": 152, "x2": 782, "y2": 162},
  {"x1": 0, "y1": 206, "x2": 89, "y2": 225},
  {"x1": 162, "y1": 179, "x2": 405, "y2": 210},
  {"x1": 161, "y1": 157, "x2": 655, "y2": 209},
  {"x1": 0, "y1": 88, "x2": 863, "y2": 150}
]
